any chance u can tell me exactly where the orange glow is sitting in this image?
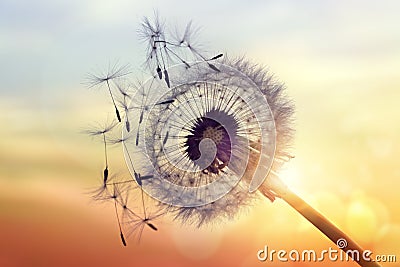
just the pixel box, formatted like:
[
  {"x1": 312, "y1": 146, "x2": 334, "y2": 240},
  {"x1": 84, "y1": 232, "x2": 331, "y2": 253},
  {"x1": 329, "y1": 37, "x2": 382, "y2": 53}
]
[{"x1": 1, "y1": 1, "x2": 400, "y2": 266}]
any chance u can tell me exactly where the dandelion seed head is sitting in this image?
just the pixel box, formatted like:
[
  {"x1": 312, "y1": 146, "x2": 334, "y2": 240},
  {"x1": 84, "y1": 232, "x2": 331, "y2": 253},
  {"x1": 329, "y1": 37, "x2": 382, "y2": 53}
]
[
  {"x1": 89, "y1": 15, "x2": 294, "y2": 233},
  {"x1": 120, "y1": 56, "x2": 293, "y2": 225}
]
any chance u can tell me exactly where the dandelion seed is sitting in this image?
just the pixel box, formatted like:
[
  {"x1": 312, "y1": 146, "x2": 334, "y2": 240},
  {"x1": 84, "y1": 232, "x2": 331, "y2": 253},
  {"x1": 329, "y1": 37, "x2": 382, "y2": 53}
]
[
  {"x1": 117, "y1": 185, "x2": 146, "y2": 222},
  {"x1": 208, "y1": 53, "x2": 223, "y2": 61},
  {"x1": 182, "y1": 60, "x2": 191, "y2": 69},
  {"x1": 163, "y1": 69, "x2": 170, "y2": 88},
  {"x1": 85, "y1": 62, "x2": 131, "y2": 122},
  {"x1": 110, "y1": 183, "x2": 128, "y2": 246},
  {"x1": 155, "y1": 99, "x2": 174, "y2": 105},
  {"x1": 84, "y1": 120, "x2": 117, "y2": 185},
  {"x1": 139, "y1": 110, "x2": 144, "y2": 124},
  {"x1": 140, "y1": 175, "x2": 153, "y2": 181},
  {"x1": 179, "y1": 20, "x2": 193, "y2": 44},
  {"x1": 135, "y1": 131, "x2": 140, "y2": 146},
  {"x1": 135, "y1": 172, "x2": 142, "y2": 186},
  {"x1": 116, "y1": 97, "x2": 131, "y2": 133},
  {"x1": 144, "y1": 220, "x2": 158, "y2": 231},
  {"x1": 89, "y1": 173, "x2": 116, "y2": 201},
  {"x1": 115, "y1": 81, "x2": 132, "y2": 99},
  {"x1": 125, "y1": 210, "x2": 164, "y2": 242},
  {"x1": 84, "y1": 120, "x2": 118, "y2": 137},
  {"x1": 103, "y1": 167, "x2": 109, "y2": 185},
  {"x1": 156, "y1": 66, "x2": 162, "y2": 79},
  {"x1": 120, "y1": 232, "x2": 127, "y2": 246},
  {"x1": 207, "y1": 63, "x2": 220, "y2": 72},
  {"x1": 108, "y1": 179, "x2": 162, "y2": 244},
  {"x1": 113, "y1": 173, "x2": 162, "y2": 242},
  {"x1": 115, "y1": 106, "x2": 122, "y2": 122},
  {"x1": 139, "y1": 14, "x2": 210, "y2": 75},
  {"x1": 163, "y1": 130, "x2": 169, "y2": 145}
]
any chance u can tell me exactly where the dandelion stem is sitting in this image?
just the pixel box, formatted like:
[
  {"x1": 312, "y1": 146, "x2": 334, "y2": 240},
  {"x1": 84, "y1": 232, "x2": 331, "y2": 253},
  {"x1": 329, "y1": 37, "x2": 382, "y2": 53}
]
[{"x1": 266, "y1": 176, "x2": 381, "y2": 267}]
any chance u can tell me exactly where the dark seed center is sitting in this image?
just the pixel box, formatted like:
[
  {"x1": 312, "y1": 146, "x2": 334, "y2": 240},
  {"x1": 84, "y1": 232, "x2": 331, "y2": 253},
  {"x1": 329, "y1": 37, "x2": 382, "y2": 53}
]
[{"x1": 184, "y1": 113, "x2": 235, "y2": 173}]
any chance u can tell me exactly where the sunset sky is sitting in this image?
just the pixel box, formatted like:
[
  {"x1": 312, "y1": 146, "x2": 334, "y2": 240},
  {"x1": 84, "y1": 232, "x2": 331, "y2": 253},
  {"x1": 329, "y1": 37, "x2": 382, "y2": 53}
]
[{"x1": 1, "y1": 0, "x2": 399, "y2": 266}]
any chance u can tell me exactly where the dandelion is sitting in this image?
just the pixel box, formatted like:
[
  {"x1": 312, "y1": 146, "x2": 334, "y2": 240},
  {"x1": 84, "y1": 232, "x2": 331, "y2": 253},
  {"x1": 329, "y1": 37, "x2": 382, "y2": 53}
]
[
  {"x1": 87, "y1": 14, "x2": 380, "y2": 267},
  {"x1": 126, "y1": 58, "x2": 282, "y2": 220}
]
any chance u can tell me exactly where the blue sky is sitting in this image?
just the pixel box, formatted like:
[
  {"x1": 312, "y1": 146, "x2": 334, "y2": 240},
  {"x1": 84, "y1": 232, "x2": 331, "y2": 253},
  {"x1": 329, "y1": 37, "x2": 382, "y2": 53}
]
[{"x1": 1, "y1": 0, "x2": 398, "y2": 96}]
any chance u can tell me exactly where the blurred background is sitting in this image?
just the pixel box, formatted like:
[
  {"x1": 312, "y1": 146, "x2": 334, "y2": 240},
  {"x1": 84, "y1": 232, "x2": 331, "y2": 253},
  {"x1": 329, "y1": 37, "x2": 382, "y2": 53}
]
[{"x1": 0, "y1": 0, "x2": 399, "y2": 266}]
